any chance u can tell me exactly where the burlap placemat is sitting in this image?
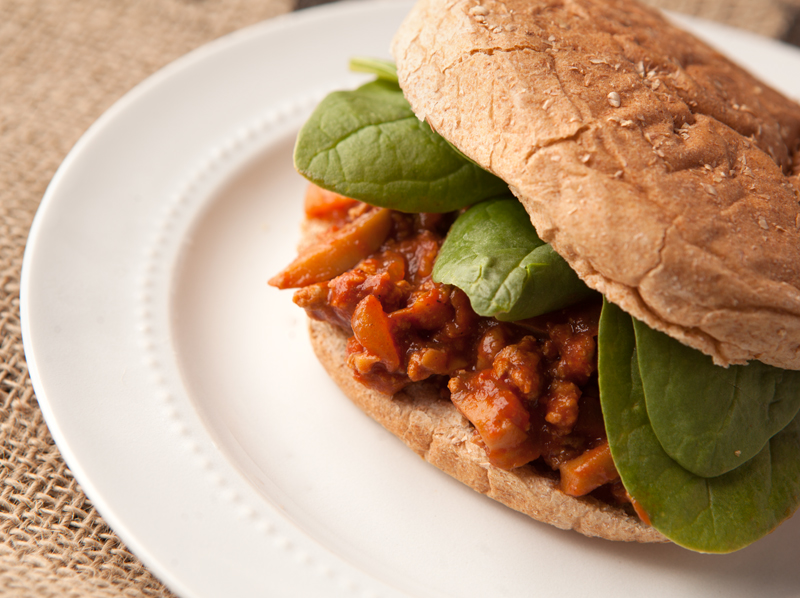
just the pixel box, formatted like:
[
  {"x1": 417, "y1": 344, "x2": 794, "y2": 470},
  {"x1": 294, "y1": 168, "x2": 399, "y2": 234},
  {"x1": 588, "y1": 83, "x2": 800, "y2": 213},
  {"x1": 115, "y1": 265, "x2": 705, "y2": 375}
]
[{"x1": 0, "y1": 0, "x2": 797, "y2": 596}]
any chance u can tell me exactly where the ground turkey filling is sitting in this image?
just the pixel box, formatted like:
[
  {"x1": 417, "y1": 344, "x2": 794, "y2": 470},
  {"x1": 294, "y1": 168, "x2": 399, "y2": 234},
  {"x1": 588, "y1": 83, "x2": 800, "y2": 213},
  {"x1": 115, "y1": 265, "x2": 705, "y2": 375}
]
[{"x1": 271, "y1": 185, "x2": 636, "y2": 511}]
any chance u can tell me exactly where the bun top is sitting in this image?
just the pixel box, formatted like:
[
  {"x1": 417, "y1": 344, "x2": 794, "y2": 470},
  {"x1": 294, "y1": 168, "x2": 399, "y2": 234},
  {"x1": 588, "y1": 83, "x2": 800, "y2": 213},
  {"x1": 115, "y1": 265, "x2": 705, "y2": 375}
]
[{"x1": 392, "y1": 0, "x2": 800, "y2": 370}]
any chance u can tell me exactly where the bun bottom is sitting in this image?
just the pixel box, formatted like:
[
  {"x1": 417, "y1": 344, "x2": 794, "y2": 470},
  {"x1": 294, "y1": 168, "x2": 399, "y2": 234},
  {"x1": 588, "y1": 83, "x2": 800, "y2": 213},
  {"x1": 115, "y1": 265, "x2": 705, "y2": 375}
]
[{"x1": 308, "y1": 318, "x2": 667, "y2": 543}]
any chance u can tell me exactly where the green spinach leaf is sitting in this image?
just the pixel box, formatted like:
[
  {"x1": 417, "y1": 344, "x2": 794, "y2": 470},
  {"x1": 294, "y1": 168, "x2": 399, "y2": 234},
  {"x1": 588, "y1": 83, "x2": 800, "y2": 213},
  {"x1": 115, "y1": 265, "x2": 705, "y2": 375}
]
[
  {"x1": 348, "y1": 57, "x2": 398, "y2": 83},
  {"x1": 432, "y1": 198, "x2": 597, "y2": 320},
  {"x1": 599, "y1": 300, "x2": 800, "y2": 553},
  {"x1": 634, "y1": 319, "x2": 800, "y2": 477},
  {"x1": 294, "y1": 80, "x2": 508, "y2": 212}
]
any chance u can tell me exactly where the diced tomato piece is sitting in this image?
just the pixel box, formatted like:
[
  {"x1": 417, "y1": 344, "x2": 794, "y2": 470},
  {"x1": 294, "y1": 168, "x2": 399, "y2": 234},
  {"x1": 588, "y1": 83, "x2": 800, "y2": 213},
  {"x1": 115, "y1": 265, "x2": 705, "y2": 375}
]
[
  {"x1": 351, "y1": 295, "x2": 401, "y2": 372},
  {"x1": 559, "y1": 440, "x2": 619, "y2": 496},
  {"x1": 269, "y1": 208, "x2": 392, "y2": 289}
]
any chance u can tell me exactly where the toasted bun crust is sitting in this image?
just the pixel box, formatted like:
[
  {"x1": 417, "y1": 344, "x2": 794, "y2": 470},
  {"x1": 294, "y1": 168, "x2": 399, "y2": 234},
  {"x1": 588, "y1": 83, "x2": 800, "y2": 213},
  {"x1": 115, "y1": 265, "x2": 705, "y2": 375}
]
[
  {"x1": 309, "y1": 318, "x2": 667, "y2": 542},
  {"x1": 392, "y1": 0, "x2": 800, "y2": 369}
]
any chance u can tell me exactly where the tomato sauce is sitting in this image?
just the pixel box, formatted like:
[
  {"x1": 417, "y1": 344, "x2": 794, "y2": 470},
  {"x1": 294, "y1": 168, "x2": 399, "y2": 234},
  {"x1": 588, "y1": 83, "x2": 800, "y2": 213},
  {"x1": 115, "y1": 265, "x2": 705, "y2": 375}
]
[{"x1": 272, "y1": 186, "x2": 632, "y2": 509}]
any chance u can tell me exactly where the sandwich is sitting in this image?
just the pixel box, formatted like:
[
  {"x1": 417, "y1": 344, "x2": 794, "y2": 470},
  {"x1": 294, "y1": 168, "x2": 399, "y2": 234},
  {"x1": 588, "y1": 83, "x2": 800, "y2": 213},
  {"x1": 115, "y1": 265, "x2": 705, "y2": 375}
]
[{"x1": 270, "y1": 0, "x2": 800, "y2": 552}]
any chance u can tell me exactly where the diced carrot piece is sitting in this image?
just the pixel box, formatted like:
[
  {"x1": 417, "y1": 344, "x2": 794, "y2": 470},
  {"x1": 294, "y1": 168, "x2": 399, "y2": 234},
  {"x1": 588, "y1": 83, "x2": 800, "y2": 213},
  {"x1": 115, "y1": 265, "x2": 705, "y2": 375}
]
[
  {"x1": 351, "y1": 295, "x2": 401, "y2": 372},
  {"x1": 559, "y1": 440, "x2": 619, "y2": 496},
  {"x1": 304, "y1": 184, "x2": 359, "y2": 219},
  {"x1": 269, "y1": 208, "x2": 392, "y2": 289}
]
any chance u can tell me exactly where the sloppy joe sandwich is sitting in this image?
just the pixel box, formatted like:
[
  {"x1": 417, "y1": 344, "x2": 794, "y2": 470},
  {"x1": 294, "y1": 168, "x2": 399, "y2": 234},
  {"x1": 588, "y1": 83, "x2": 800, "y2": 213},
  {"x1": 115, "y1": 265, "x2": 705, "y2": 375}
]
[{"x1": 270, "y1": 0, "x2": 800, "y2": 553}]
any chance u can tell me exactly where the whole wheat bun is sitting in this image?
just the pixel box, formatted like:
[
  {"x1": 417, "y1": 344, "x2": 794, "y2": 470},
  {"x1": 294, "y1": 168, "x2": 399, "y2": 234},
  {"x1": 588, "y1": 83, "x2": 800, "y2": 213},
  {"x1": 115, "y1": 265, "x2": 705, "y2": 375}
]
[
  {"x1": 392, "y1": 0, "x2": 800, "y2": 370},
  {"x1": 309, "y1": 318, "x2": 666, "y2": 542}
]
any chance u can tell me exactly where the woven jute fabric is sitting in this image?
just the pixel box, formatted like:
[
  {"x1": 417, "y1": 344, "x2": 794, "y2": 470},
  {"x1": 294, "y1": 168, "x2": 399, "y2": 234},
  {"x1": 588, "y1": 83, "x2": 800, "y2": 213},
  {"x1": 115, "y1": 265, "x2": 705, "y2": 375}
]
[
  {"x1": 642, "y1": 0, "x2": 800, "y2": 39},
  {"x1": 0, "y1": 0, "x2": 796, "y2": 596}
]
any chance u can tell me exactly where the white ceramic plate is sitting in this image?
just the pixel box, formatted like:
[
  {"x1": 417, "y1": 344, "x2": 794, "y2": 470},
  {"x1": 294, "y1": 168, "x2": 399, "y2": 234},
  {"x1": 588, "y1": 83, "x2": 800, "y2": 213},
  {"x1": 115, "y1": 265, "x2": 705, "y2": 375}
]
[{"x1": 20, "y1": 2, "x2": 800, "y2": 596}]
